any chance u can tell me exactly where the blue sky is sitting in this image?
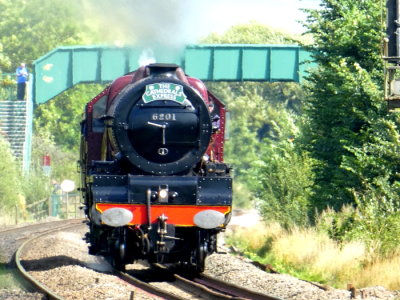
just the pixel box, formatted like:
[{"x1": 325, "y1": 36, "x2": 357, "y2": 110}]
[{"x1": 197, "y1": 0, "x2": 321, "y2": 36}]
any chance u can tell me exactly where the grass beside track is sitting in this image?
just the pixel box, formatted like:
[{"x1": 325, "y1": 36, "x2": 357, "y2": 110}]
[
  {"x1": 0, "y1": 215, "x2": 22, "y2": 289},
  {"x1": 225, "y1": 222, "x2": 400, "y2": 290},
  {"x1": 0, "y1": 263, "x2": 25, "y2": 289}
]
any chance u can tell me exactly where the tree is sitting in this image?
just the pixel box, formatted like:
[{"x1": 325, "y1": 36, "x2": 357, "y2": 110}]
[
  {"x1": 34, "y1": 84, "x2": 105, "y2": 152},
  {"x1": 301, "y1": 0, "x2": 385, "y2": 210},
  {"x1": 201, "y1": 21, "x2": 307, "y2": 45},
  {"x1": 202, "y1": 23, "x2": 312, "y2": 214},
  {"x1": 0, "y1": 0, "x2": 96, "y2": 70},
  {"x1": 0, "y1": 43, "x2": 11, "y2": 72},
  {"x1": 0, "y1": 0, "x2": 103, "y2": 211},
  {"x1": 303, "y1": 0, "x2": 383, "y2": 71},
  {"x1": 21, "y1": 132, "x2": 81, "y2": 206},
  {"x1": 0, "y1": 136, "x2": 22, "y2": 211},
  {"x1": 254, "y1": 140, "x2": 314, "y2": 227}
]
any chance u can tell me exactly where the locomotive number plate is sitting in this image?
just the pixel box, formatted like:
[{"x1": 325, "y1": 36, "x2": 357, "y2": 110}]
[{"x1": 152, "y1": 113, "x2": 176, "y2": 121}]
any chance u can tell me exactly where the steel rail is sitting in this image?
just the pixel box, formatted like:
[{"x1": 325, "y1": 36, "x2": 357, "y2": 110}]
[
  {"x1": 14, "y1": 219, "x2": 84, "y2": 300},
  {"x1": 0, "y1": 219, "x2": 83, "y2": 234},
  {"x1": 14, "y1": 219, "x2": 182, "y2": 300},
  {"x1": 194, "y1": 273, "x2": 284, "y2": 300},
  {"x1": 115, "y1": 270, "x2": 185, "y2": 300},
  {"x1": 118, "y1": 267, "x2": 246, "y2": 300},
  {"x1": 172, "y1": 272, "x2": 246, "y2": 300},
  {"x1": 150, "y1": 263, "x2": 283, "y2": 300}
]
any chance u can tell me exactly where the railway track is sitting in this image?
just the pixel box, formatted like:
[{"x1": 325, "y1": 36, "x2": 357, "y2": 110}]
[
  {"x1": 0, "y1": 219, "x2": 83, "y2": 236},
  {"x1": 192, "y1": 272, "x2": 283, "y2": 300},
  {"x1": 14, "y1": 221, "x2": 284, "y2": 299},
  {"x1": 118, "y1": 263, "x2": 283, "y2": 300},
  {"x1": 0, "y1": 219, "x2": 83, "y2": 263},
  {"x1": 14, "y1": 219, "x2": 85, "y2": 300}
]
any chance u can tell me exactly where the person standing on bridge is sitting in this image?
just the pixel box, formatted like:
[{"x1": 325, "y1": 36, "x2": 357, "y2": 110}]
[{"x1": 16, "y1": 62, "x2": 28, "y2": 100}]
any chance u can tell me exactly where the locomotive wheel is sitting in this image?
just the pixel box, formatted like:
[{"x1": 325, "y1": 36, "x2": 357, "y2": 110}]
[
  {"x1": 194, "y1": 231, "x2": 206, "y2": 273},
  {"x1": 195, "y1": 245, "x2": 206, "y2": 273},
  {"x1": 112, "y1": 239, "x2": 126, "y2": 271}
]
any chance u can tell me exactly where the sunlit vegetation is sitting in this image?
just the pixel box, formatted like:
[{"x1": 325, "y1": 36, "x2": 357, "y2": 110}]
[
  {"x1": 0, "y1": 0, "x2": 399, "y2": 292},
  {"x1": 0, "y1": 264, "x2": 22, "y2": 289},
  {"x1": 213, "y1": 0, "x2": 400, "y2": 291},
  {"x1": 226, "y1": 221, "x2": 400, "y2": 289},
  {"x1": 0, "y1": 136, "x2": 22, "y2": 213}
]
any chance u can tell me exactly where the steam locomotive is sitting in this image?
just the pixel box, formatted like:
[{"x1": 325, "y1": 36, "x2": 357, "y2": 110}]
[{"x1": 79, "y1": 63, "x2": 232, "y2": 272}]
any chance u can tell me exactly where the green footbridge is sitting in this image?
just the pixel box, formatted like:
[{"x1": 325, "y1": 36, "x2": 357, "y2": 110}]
[
  {"x1": 33, "y1": 44, "x2": 314, "y2": 105},
  {"x1": 0, "y1": 44, "x2": 315, "y2": 171}
]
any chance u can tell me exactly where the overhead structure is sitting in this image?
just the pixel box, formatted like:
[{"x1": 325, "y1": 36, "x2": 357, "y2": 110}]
[
  {"x1": 33, "y1": 44, "x2": 314, "y2": 105},
  {"x1": 184, "y1": 44, "x2": 312, "y2": 82},
  {"x1": 385, "y1": 0, "x2": 400, "y2": 109},
  {"x1": 386, "y1": 0, "x2": 400, "y2": 58}
]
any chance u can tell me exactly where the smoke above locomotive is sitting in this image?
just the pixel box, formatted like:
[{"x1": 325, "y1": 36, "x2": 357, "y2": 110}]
[
  {"x1": 80, "y1": 0, "x2": 202, "y2": 63},
  {"x1": 80, "y1": 63, "x2": 232, "y2": 272}
]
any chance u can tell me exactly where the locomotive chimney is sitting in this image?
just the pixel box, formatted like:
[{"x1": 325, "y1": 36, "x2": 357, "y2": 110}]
[{"x1": 147, "y1": 63, "x2": 179, "y2": 76}]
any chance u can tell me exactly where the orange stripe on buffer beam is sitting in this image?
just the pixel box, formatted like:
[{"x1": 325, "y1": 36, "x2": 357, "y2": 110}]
[{"x1": 96, "y1": 203, "x2": 231, "y2": 227}]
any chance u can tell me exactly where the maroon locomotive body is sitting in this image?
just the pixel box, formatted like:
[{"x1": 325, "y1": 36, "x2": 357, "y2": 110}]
[{"x1": 80, "y1": 63, "x2": 232, "y2": 272}]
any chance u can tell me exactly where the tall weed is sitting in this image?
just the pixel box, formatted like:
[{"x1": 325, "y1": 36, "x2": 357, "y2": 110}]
[{"x1": 226, "y1": 221, "x2": 400, "y2": 289}]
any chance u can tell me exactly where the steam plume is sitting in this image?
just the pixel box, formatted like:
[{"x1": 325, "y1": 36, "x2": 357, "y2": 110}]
[{"x1": 79, "y1": 0, "x2": 201, "y2": 65}]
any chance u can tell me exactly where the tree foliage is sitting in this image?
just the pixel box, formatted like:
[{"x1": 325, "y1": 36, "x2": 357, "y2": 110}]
[
  {"x1": 253, "y1": 129, "x2": 314, "y2": 227},
  {"x1": 0, "y1": 0, "x2": 104, "y2": 209},
  {"x1": 0, "y1": 43, "x2": 11, "y2": 72},
  {"x1": 303, "y1": 0, "x2": 383, "y2": 74},
  {"x1": 0, "y1": 136, "x2": 22, "y2": 211},
  {"x1": 201, "y1": 21, "x2": 308, "y2": 45},
  {"x1": 300, "y1": 0, "x2": 400, "y2": 255},
  {"x1": 203, "y1": 23, "x2": 313, "y2": 217},
  {"x1": 34, "y1": 84, "x2": 105, "y2": 152},
  {"x1": 214, "y1": 83, "x2": 302, "y2": 177},
  {"x1": 0, "y1": 0, "x2": 96, "y2": 70},
  {"x1": 301, "y1": 0, "x2": 385, "y2": 210},
  {"x1": 21, "y1": 131, "x2": 84, "y2": 206}
]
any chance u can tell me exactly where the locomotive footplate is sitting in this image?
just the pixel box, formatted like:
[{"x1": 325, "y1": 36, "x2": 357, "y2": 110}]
[{"x1": 91, "y1": 174, "x2": 232, "y2": 206}]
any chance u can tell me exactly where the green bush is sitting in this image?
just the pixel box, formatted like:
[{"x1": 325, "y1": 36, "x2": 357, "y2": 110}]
[
  {"x1": 317, "y1": 193, "x2": 400, "y2": 258},
  {"x1": 0, "y1": 136, "x2": 22, "y2": 211},
  {"x1": 254, "y1": 141, "x2": 314, "y2": 227},
  {"x1": 351, "y1": 190, "x2": 400, "y2": 257}
]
